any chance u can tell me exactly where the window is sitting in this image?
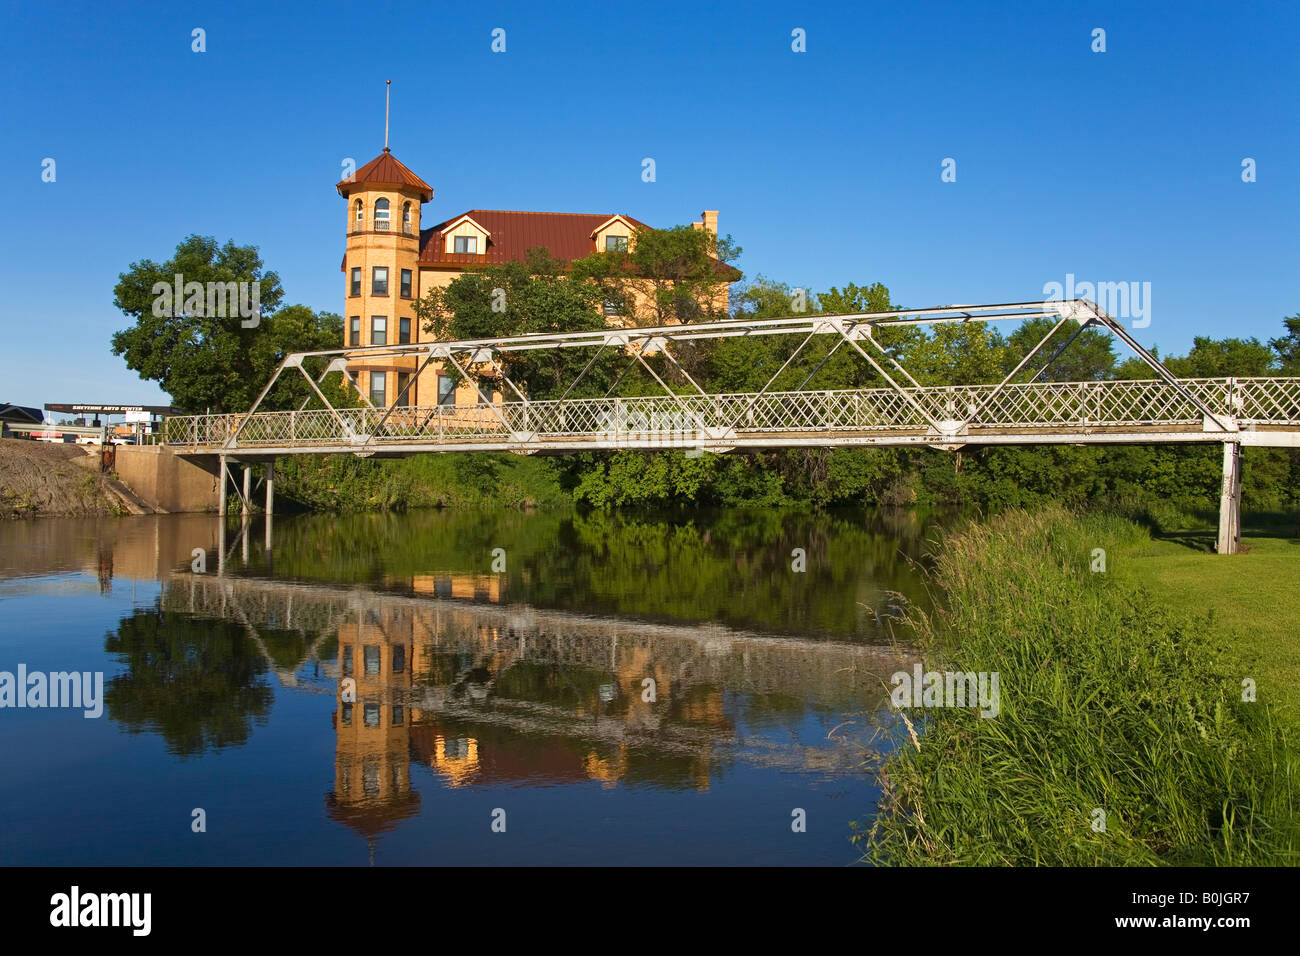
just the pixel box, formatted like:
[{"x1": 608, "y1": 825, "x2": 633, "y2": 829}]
[
  {"x1": 393, "y1": 645, "x2": 406, "y2": 673},
  {"x1": 400, "y1": 269, "x2": 412, "y2": 298},
  {"x1": 603, "y1": 297, "x2": 622, "y2": 316},
  {"x1": 398, "y1": 317, "x2": 410, "y2": 344},
  {"x1": 363, "y1": 705, "x2": 380, "y2": 730},
  {"x1": 373, "y1": 198, "x2": 390, "y2": 231},
  {"x1": 368, "y1": 372, "x2": 386, "y2": 407},
  {"x1": 402, "y1": 202, "x2": 412, "y2": 234},
  {"x1": 354, "y1": 200, "x2": 362, "y2": 225},
  {"x1": 350, "y1": 268, "x2": 361, "y2": 297},
  {"x1": 363, "y1": 645, "x2": 381, "y2": 676},
  {"x1": 340, "y1": 702, "x2": 352, "y2": 725},
  {"x1": 453, "y1": 235, "x2": 477, "y2": 254},
  {"x1": 392, "y1": 705, "x2": 404, "y2": 726},
  {"x1": 372, "y1": 266, "x2": 388, "y2": 295},
  {"x1": 437, "y1": 374, "x2": 456, "y2": 406},
  {"x1": 605, "y1": 234, "x2": 628, "y2": 252},
  {"x1": 349, "y1": 316, "x2": 360, "y2": 347},
  {"x1": 342, "y1": 646, "x2": 353, "y2": 677},
  {"x1": 370, "y1": 315, "x2": 386, "y2": 345},
  {"x1": 396, "y1": 372, "x2": 411, "y2": 407}
]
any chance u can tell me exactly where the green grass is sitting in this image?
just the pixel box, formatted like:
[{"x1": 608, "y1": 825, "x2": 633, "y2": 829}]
[
  {"x1": 861, "y1": 506, "x2": 1299, "y2": 866},
  {"x1": 1113, "y1": 533, "x2": 1300, "y2": 732}
]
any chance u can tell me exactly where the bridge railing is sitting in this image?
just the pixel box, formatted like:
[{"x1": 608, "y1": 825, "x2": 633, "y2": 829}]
[{"x1": 161, "y1": 377, "x2": 1300, "y2": 449}]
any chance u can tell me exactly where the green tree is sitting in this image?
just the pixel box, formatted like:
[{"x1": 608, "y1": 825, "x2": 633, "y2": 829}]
[
  {"x1": 731, "y1": 275, "x2": 806, "y2": 318},
  {"x1": 701, "y1": 277, "x2": 801, "y2": 392},
  {"x1": 902, "y1": 322, "x2": 1008, "y2": 385},
  {"x1": 1269, "y1": 313, "x2": 1300, "y2": 374},
  {"x1": 416, "y1": 249, "x2": 619, "y2": 400},
  {"x1": 110, "y1": 235, "x2": 342, "y2": 412},
  {"x1": 570, "y1": 225, "x2": 741, "y2": 326},
  {"x1": 1004, "y1": 317, "x2": 1116, "y2": 382},
  {"x1": 811, "y1": 282, "x2": 923, "y2": 389},
  {"x1": 1115, "y1": 336, "x2": 1278, "y2": 380},
  {"x1": 1164, "y1": 336, "x2": 1277, "y2": 377}
]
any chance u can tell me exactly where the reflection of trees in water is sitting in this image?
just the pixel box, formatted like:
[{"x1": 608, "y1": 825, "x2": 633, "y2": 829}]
[
  {"x1": 103, "y1": 608, "x2": 274, "y2": 756},
  {"x1": 251, "y1": 509, "x2": 567, "y2": 588},
  {"x1": 553, "y1": 509, "x2": 930, "y2": 637},
  {"x1": 229, "y1": 507, "x2": 935, "y2": 641}
]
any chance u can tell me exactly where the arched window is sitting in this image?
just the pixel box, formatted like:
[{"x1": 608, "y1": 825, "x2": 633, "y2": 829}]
[
  {"x1": 374, "y1": 198, "x2": 390, "y2": 231},
  {"x1": 354, "y1": 199, "x2": 362, "y2": 225},
  {"x1": 402, "y1": 202, "x2": 412, "y2": 234}
]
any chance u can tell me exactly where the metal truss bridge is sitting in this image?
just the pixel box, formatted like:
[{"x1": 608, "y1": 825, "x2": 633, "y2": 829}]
[{"x1": 161, "y1": 299, "x2": 1300, "y2": 553}]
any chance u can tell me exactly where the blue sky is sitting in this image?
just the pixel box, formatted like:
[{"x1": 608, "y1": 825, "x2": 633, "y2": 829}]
[{"x1": 2, "y1": 0, "x2": 1296, "y2": 408}]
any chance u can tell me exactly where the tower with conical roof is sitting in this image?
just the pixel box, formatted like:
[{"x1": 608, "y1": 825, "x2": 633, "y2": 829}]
[{"x1": 336, "y1": 146, "x2": 433, "y2": 407}]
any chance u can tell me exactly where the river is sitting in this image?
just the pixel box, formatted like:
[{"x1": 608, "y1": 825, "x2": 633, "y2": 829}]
[{"x1": 0, "y1": 508, "x2": 933, "y2": 865}]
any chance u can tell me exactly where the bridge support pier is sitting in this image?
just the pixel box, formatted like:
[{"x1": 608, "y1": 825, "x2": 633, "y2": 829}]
[
  {"x1": 218, "y1": 455, "x2": 228, "y2": 516},
  {"x1": 1217, "y1": 441, "x2": 1241, "y2": 555},
  {"x1": 242, "y1": 467, "x2": 251, "y2": 517},
  {"x1": 264, "y1": 462, "x2": 274, "y2": 556}
]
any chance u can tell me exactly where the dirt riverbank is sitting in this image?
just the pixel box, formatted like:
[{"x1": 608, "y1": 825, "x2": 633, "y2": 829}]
[{"x1": 0, "y1": 438, "x2": 124, "y2": 518}]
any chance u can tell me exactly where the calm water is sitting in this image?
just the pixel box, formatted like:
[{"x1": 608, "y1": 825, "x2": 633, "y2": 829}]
[{"x1": 0, "y1": 508, "x2": 933, "y2": 865}]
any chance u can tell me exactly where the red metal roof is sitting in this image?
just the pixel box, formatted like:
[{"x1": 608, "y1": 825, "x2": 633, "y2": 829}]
[
  {"x1": 336, "y1": 149, "x2": 434, "y2": 202},
  {"x1": 417, "y1": 209, "x2": 741, "y2": 280},
  {"x1": 418, "y1": 210, "x2": 652, "y2": 267}
]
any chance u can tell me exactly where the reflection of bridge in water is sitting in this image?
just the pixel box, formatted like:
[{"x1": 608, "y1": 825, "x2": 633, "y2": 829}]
[{"x1": 165, "y1": 572, "x2": 907, "y2": 839}]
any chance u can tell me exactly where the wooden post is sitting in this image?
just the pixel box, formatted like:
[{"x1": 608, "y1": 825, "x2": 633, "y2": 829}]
[
  {"x1": 242, "y1": 466, "x2": 251, "y2": 517},
  {"x1": 1217, "y1": 441, "x2": 1241, "y2": 554}
]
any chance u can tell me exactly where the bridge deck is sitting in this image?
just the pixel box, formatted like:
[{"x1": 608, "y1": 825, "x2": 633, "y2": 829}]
[{"x1": 164, "y1": 377, "x2": 1300, "y2": 457}]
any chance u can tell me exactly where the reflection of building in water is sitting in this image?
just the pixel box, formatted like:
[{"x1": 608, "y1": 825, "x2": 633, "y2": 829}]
[
  {"x1": 163, "y1": 572, "x2": 901, "y2": 843},
  {"x1": 420, "y1": 734, "x2": 479, "y2": 786},
  {"x1": 326, "y1": 580, "x2": 733, "y2": 826},
  {"x1": 409, "y1": 573, "x2": 502, "y2": 603},
  {"x1": 328, "y1": 603, "x2": 419, "y2": 840}
]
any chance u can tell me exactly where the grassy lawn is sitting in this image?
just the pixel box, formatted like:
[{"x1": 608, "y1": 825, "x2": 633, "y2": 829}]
[{"x1": 1116, "y1": 531, "x2": 1300, "y2": 730}]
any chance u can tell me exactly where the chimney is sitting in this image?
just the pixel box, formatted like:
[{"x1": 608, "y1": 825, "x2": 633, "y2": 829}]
[{"x1": 700, "y1": 210, "x2": 718, "y2": 237}]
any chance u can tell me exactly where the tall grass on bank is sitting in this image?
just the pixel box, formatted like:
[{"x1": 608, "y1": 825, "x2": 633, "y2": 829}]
[{"x1": 861, "y1": 507, "x2": 1299, "y2": 865}]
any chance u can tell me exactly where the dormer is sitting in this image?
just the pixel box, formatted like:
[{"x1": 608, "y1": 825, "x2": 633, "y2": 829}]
[
  {"x1": 440, "y1": 214, "x2": 491, "y2": 255},
  {"x1": 591, "y1": 215, "x2": 637, "y2": 254}
]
